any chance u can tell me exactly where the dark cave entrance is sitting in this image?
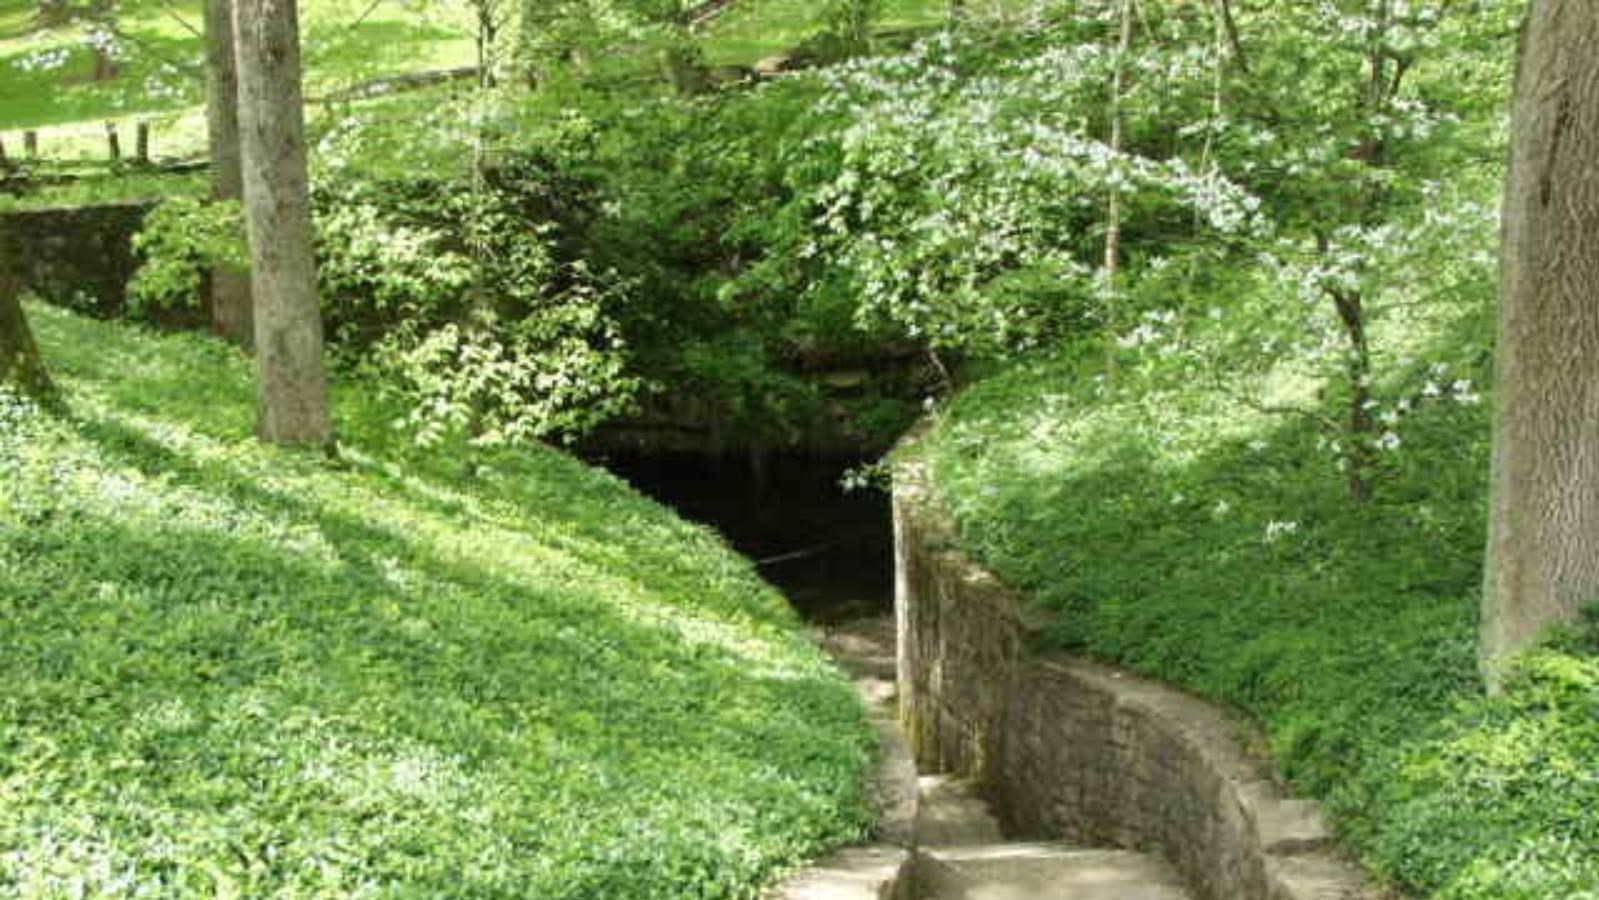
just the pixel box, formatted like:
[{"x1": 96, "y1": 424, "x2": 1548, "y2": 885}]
[{"x1": 590, "y1": 450, "x2": 893, "y2": 624}]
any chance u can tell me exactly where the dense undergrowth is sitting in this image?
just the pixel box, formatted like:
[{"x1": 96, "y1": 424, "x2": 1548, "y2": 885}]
[
  {"x1": 0, "y1": 303, "x2": 874, "y2": 898},
  {"x1": 922, "y1": 321, "x2": 1599, "y2": 896}
]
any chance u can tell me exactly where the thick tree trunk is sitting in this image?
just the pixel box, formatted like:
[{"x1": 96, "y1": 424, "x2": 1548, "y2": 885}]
[
  {"x1": 205, "y1": 0, "x2": 253, "y2": 349},
  {"x1": 0, "y1": 245, "x2": 53, "y2": 402},
  {"x1": 232, "y1": 0, "x2": 332, "y2": 448},
  {"x1": 1481, "y1": 0, "x2": 1599, "y2": 683}
]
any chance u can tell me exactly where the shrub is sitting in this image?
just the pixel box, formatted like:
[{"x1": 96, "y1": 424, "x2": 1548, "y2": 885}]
[{"x1": 127, "y1": 197, "x2": 247, "y2": 321}]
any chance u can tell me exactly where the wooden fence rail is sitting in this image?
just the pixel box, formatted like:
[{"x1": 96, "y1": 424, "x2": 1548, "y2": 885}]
[{"x1": 0, "y1": 119, "x2": 172, "y2": 175}]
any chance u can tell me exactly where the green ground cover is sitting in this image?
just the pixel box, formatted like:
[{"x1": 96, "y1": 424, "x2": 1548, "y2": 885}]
[
  {"x1": 0, "y1": 302, "x2": 874, "y2": 898},
  {"x1": 919, "y1": 317, "x2": 1599, "y2": 898},
  {"x1": 0, "y1": 169, "x2": 203, "y2": 210}
]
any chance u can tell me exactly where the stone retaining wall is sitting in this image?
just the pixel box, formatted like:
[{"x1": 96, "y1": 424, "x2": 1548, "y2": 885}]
[
  {"x1": 1, "y1": 201, "x2": 159, "y2": 319},
  {"x1": 894, "y1": 449, "x2": 1379, "y2": 900}
]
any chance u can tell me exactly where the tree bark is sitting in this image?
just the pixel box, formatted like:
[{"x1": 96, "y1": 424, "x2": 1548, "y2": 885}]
[
  {"x1": 0, "y1": 242, "x2": 54, "y2": 402},
  {"x1": 205, "y1": 0, "x2": 253, "y2": 349},
  {"x1": 37, "y1": 0, "x2": 69, "y2": 25},
  {"x1": 89, "y1": 0, "x2": 120, "y2": 81},
  {"x1": 1101, "y1": 0, "x2": 1133, "y2": 379},
  {"x1": 1481, "y1": 0, "x2": 1599, "y2": 683},
  {"x1": 232, "y1": 0, "x2": 332, "y2": 448}
]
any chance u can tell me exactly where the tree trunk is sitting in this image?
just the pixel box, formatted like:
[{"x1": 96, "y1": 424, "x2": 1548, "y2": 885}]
[
  {"x1": 37, "y1": 0, "x2": 69, "y2": 25},
  {"x1": 90, "y1": 0, "x2": 120, "y2": 81},
  {"x1": 1481, "y1": 0, "x2": 1599, "y2": 683},
  {"x1": 0, "y1": 244, "x2": 54, "y2": 402},
  {"x1": 205, "y1": 0, "x2": 252, "y2": 349},
  {"x1": 1331, "y1": 285, "x2": 1374, "y2": 502},
  {"x1": 1320, "y1": 0, "x2": 1397, "y2": 503},
  {"x1": 232, "y1": 0, "x2": 332, "y2": 448},
  {"x1": 1100, "y1": 0, "x2": 1133, "y2": 379}
]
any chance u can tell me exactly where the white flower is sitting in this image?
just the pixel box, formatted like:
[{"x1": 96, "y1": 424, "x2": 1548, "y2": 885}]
[
  {"x1": 1264, "y1": 520, "x2": 1299, "y2": 542},
  {"x1": 1377, "y1": 431, "x2": 1402, "y2": 451}
]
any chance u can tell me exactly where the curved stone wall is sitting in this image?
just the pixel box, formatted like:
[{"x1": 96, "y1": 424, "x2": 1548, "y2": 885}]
[{"x1": 893, "y1": 450, "x2": 1379, "y2": 900}]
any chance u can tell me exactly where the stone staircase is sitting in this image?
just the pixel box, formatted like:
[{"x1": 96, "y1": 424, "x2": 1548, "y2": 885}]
[
  {"x1": 917, "y1": 844, "x2": 1191, "y2": 900},
  {"x1": 914, "y1": 777, "x2": 1190, "y2": 900},
  {"x1": 784, "y1": 619, "x2": 1194, "y2": 900}
]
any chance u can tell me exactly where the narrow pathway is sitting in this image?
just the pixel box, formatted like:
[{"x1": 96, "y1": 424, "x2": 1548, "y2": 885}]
[{"x1": 815, "y1": 618, "x2": 1194, "y2": 900}]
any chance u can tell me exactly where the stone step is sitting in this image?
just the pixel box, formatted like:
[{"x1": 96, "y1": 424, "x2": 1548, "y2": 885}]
[
  {"x1": 819, "y1": 622, "x2": 899, "y2": 682},
  {"x1": 915, "y1": 843, "x2": 1192, "y2": 900},
  {"x1": 776, "y1": 845, "x2": 912, "y2": 900},
  {"x1": 915, "y1": 776, "x2": 1004, "y2": 848}
]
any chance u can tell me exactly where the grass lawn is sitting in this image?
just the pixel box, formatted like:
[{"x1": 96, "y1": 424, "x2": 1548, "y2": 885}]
[
  {"x1": 0, "y1": 302, "x2": 874, "y2": 897},
  {"x1": 0, "y1": 0, "x2": 474, "y2": 142}
]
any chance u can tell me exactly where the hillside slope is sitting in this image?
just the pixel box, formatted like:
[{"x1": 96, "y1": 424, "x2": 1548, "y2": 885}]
[
  {"x1": 0, "y1": 303, "x2": 873, "y2": 898},
  {"x1": 920, "y1": 321, "x2": 1599, "y2": 897}
]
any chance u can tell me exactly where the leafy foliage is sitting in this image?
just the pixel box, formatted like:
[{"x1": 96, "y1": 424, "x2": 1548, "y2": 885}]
[
  {"x1": 738, "y1": 27, "x2": 1258, "y2": 354},
  {"x1": 1373, "y1": 650, "x2": 1599, "y2": 898},
  {"x1": 128, "y1": 158, "x2": 642, "y2": 446},
  {"x1": 315, "y1": 166, "x2": 643, "y2": 447},
  {"x1": 127, "y1": 196, "x2": 246, "y2": 318}
]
